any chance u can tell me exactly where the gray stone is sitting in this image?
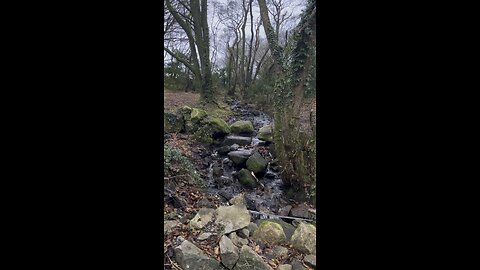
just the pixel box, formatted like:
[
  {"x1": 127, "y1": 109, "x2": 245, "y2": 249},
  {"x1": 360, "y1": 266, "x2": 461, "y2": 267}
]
[
  {"x1": 232, "y1": 245, "x2": 273, "y2": 270},
  {"x1": 246, "y1": 152, "x2": 268, "y2": 174},
  {"x1": 230, "y1": 143, "x2": 240, "y2": 151},
  {"x1": 164, "y1": 220, "x2": 179, "y2": 235},
  {"x1": 213, "y1": 165, "x2": 224, "y2": 177},
  {"x1": 197, "y1": 233, "x2": 213, "y2": 241},
  {"x1": 189, "y1": 208, "x2": 215, "y2": 229},
  {"x1": 218, "y1": 145, "x2": 232, "y2": 155},
  {"x1": 291, "y1": 259, "x2": 308, "y2": 270},
  {"x1": 290, "y1": 203, "x2": 310, "y2": 219},
  {"x1": 174, "y1": 240, "x2": 220, "y2": 270},
  {"x1": 237, "y1": 228, "x2": 249, "y2": 238},
  {"x1": 304, "y1": 254, "x2": 316, "y2": 268},
  {"x1": 272, "y1": 246, "x2": 289, "y2": 258},
  {"x1": 278, "y1": 205, "x2": 292, "y2": 216},
  {"x1": 224, "y1": 136, "x2": 252, "y2": 146},
  {"x1": 220, "y1": 235, "x2": 239, "y2": 269},
  {"x1": 228, "y1": 150, "x2": 253, "y2": 165},
  {"x1": 215, "y1": 204, "x2": 251, "y2": 235},
  {"x1": 229, "y1": 232, "x2": 249, "y2": 247},
  {"x1": 247, "y1": 222, "x2": 258, "y2": 236},
  {"x1": 277, "y1": 264, "x2": 292, "y2": 270},
  {"x1": 290, "y1": 223, "x2": 316, "y2": 255},
  {"x1": 229, "y1": 193, "x2": 246, "y2": 206}
]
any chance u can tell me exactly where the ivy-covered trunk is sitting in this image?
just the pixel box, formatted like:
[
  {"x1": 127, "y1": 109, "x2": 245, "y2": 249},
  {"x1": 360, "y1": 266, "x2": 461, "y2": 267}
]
[{"x1": 258, "y1": 0, "x2": 316, "y2": 195}]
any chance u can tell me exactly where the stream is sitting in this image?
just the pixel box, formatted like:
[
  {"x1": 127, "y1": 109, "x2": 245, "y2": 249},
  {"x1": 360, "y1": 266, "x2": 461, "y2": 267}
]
[{"x1": 202, "y1": 100, "x2": 312, "y2": 222}]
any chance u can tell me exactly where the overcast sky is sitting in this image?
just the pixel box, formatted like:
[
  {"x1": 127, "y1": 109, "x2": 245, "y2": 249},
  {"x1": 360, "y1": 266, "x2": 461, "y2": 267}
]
[{"x1": 165, "y1": 0, "x2": 306, "y2": 68}]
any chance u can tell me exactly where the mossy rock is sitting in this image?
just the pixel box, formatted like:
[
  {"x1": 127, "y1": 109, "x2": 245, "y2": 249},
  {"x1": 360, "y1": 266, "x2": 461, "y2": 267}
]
[
  {"x1": 164, "y1": 111, "x2": 184, "y2": 133},
  {"x1": 192, "y1": 126, "x2": 214, "y2": 144},
  {"x1": 237, "y1": 168, "x2": 257, "y2": 189},
  {"x1": 191, "y1": 108, "x2": 208, "y2": 122},
  {"x1": 258, "y1": 124, "x2": 273, "y2": 142},
  {"x1": 206, "y1": 117, "x2": 231, "y2": 135},
  {"x1": 252, "y1": 220, "x2": 287, "y2": 245},
  {"x1": 230, "y1": 121, "x2": 254, "y2": 135},
  {"x1": 246, "y1": 152, "x2": 268, "y2": 174}
]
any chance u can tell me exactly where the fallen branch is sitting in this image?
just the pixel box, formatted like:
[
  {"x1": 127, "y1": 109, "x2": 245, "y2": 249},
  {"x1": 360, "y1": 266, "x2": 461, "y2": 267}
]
[
  {"x1": 251, "y1": 171, "x2": 265, "y2": 189},
  {"x1": 248, "y1": 210, "x2": 316, "y2": 222}
]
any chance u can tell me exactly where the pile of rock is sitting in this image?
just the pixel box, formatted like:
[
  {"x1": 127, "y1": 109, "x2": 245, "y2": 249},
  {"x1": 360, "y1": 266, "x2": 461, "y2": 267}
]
[{"x1": 168, "y1": 197, "x2": 317, "y2": 270}]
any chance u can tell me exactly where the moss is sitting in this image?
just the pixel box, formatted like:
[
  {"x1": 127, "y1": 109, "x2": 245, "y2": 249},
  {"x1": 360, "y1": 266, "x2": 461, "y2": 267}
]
[
  {"x1": 253, "y1": 221, "x2": 286, "y2": 244},
  {"x1": 230, "y1": 121, "x2": 254, "y2": 135},
  {"x1": 238, "y1": 168, "x2": 257, "y2": 188},
  {"x1": 191, "y1": 108, "x2": 208, "y2": 122},
  {"x1": 207, "y1": 117, "x2": 231, "y2": 134}
]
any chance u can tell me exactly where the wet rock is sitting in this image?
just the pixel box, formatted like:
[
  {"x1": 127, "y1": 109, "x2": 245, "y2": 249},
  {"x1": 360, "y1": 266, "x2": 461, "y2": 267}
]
[
  {"x1": 165, "y1": 193, "x2": 187, "y2": 209},
  {"x1": 291, "y1": 259, "x2": 308, "y2": 270},
  {"x1": 258, "y1": 124, "x2": 273, "y2": 142},
  {"x1": 290, "y1": 223, "x2": 316, "y2": 255},
  {"x1": 229, "y1": 193, "x2": 246, "y2": 205},
  {"x1": 246, "y1": 152, "x2": 268, "y2": 174},
  {"x1": 164, "y1": 220, "x2": 179, "y2": 234},
  {"x1": 304, "y1": 254, "x2": 316, "y2": 268},
  {"x1": 174, "y1": 240, "x2": 220, "y2": 270},
  {"x1": 232, "y1": 245, "x2": 273, "y2": 270},
  {"x1": 219, "y1": 190, "x2": 234, "y2": 201},
  {"x1": 230, "y1": 120, "x2": 254, "y2": 135},
  {"x1": 220, "y1": 235, "x2": 239, "y2": 269},
  {"x1": 189, "y1": 208, "x2": 215, "y2": 229},
  {"x1": 272, "y1": 246, "x2": 289, "y2": 258},
  {"x1": 270, "y1": 165, "x2": 281, "y2": 172},
  {"x1": 290, "y1": 203, "x2": 310, "y2": 219},
  {"x1": 215, "y1": 176, "x2": 233, "y2": 188},
  {"x1": 252, "y1": 220, "x2": 287, "y2": 245},
  {"x1": 197, "y1": 197, "x2": 216, "y2": 208},
  {"x1": 228, "y1": 150, "x2": 253, "y2": 165},
  {"x1": 237, "y1": 168, "x2": 257, "y2": 189},
  {"x1": 228, "y1": 231, "x2": 249, "y2": 247},
  {"x1": 278, "y1": 205, "x2": 292, "y2": 216},
  {"x1": 230, "y1": 143, "x2": 240, "y2": 151},
  {"x1": 224, "y1": 135, "x2": 252, "y2": 146},
  {"x1": 265, "y1": 171, "x2": 276, "y2": 179},
  {"x1": 218, "y1": 145, "x2": 232, "y2": 155},
  {"x1": 164, "y1": 111, "x2": 185, "y2": 133},
  {"x1": 237, "y1": 228, "x2": 249, "y2": 238},
  {"x1": 215, "y1": 204, "x2": 251, "y2": 235},
  {"x1": 212, "y1": 165, "x2": 224, "y2": 177},
  {"x1": 277, "y1": 264, "x2": 292, "y2": 270},
  {"x1": 247, "y1": 222, "x2": 258, "y2": 236}
]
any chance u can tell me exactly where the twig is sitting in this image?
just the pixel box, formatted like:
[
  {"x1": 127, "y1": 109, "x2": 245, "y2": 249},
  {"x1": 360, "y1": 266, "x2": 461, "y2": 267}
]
[
  {"x1": 250, "y1": 171, "x2": 265, "y2": 189},
  {"x1": 248, "y1": 210, "x2": 316, "y2": 222}
]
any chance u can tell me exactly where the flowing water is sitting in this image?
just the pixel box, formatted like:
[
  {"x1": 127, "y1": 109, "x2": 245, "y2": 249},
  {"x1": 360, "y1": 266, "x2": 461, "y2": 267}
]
[{"x1": 203, "y1": 100, "x2": 291, "y2": 220}]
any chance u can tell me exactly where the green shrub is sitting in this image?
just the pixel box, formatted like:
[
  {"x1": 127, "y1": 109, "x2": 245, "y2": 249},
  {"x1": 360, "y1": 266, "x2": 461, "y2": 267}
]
[{"x1": 164, "y1": 145, "x2": 204, "y2": 187}]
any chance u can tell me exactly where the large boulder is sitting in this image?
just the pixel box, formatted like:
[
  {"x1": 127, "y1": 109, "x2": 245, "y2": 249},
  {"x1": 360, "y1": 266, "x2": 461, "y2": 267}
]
[
  {"x1": 237, "y1": 169, "x2": 257, "y2": 189},
  {"x1": 257, "y1": 124, "x2": 273, "y2": 142},
  {"x1": 254, "y1": 219, "x2": 296, "y2": 241},
  {"x1": 206, "y1": 117, "x2": 231, "y2": 136},
  {"x1": 252, "y1": 220, "x2": 287, "y2": 245},
  {"x1": 304, "y1": 254, "x2": 316, "y2": 269},
  {"x1": 174, "y1": 240, "x2": 220, "y2": 270},
  {"x1": 246, "y1": 152, "x2": 268, "y2": 174},
  {"x1": 215, "y1": 204, "x2": 251, "y2": 235},
  {"x1": 230, "y1": 120, "x2": 254, "y2": 135},
  {"x1": 220, "y1": 235, "x2": 239, "y2": 269},
  {"x1": 224, "y1": 135, "x2": 252, "y2": 146},
  {"x1": 290, "y1": 222, "x2": 316, "y2": 255},
  {"x1": 228, "y1": 150, "x2": 253, "y2": 165},
  {"x1": 189, "y1": 208, "x2": 215, "y2": 229},
  {"x1": 164, "y1": 111, "x2": 184, "y2": 133},
  {"x1": 290, "y1": 203, "x2": 311, "y2": 219},
  {"x1": 233, "y1": 245, "x2": 273, "y2": 270}
]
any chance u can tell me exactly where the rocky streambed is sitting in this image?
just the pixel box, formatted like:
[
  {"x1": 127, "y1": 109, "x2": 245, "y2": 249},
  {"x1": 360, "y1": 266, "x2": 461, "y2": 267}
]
[{"x1": 164, "y1": 100, "x2": 317, "y2": 270}]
